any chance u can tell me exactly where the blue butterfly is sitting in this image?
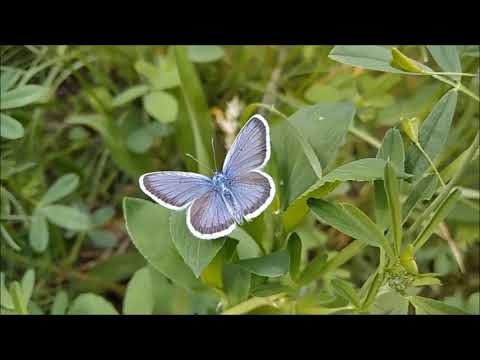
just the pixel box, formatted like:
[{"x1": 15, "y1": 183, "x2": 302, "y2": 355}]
[{"x1": 139, "y1": 114, "x2": 276, "y2": 240}]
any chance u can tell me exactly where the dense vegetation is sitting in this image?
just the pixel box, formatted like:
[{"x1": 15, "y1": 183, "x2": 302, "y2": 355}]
[{"x1": 1, "y1": 45, "x2": 478, "y2": 315}]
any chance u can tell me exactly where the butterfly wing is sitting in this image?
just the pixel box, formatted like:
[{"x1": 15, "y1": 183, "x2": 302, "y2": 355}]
[
  {"x1": 222, "y1": 114, "x2": 275, "y2": 221},
  {"x1": 222, "y1": 114, "x2": 271, "y2": 178},
  {"x1": 187, "y1": 189, "x2": 236, "y2": 239},
  {"x1": 139, "y1": 171, "x2": 212, "y2": 210},
  {"x1": 229, "y1": 170, "x2": 275, "y2": 221}
]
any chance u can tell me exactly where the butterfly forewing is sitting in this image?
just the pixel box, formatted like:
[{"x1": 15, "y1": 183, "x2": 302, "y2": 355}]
[
  {"x1": 222, "y1": 115, "x2": 270, "y2": 178},
  {"x1": 139, "y1": 171, "x2": 212, "y2": 210}
]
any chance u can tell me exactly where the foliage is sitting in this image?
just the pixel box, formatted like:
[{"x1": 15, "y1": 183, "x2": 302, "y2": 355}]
[{"x1": 1, "y1": 45, "x2": 479, "y2": 315}]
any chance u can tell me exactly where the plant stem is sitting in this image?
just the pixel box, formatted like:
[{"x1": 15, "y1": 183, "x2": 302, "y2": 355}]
[
  {"x1": 406, "y1": 133, "x2": 479, "y2": 238},
  {"x1": 415, "y1": 142, "x2": 446, "y2": 187},
  {"x1": 221, "y1": 293, "x2": 286, "y2": 315},
  {"x1": 432, "y1": 74, "x2": 479, "y2": 102},
  {"x1": 349, "y1": 127, "x2": 381, "y2": 149}
]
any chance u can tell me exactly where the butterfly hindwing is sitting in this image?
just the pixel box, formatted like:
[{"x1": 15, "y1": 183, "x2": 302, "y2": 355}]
[{"x1": 187, "y1": 189, "x2": 236, "y2": 239}]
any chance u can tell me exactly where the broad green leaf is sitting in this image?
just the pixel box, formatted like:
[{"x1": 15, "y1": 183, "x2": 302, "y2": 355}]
[
  {"x1": 21, "y1": 269, "x2": 35, "y2": 304},
  {"x1": 330, "y1": 278, "x2": 360, "y2": 308},
  {"x1": 229, "y1": 227, "x2": 261, "y2": 260},
  {"x1": 123, "y1": 267, "x2": 155, "y2": 315},
  {"x1": 308, "y1": 198, "x2": 392, "y2": 256},
  {"x1": 371, "y1": 290, "x2": 409, "y2": 315},
  {"x1": 123, "y1": 197, "x2": 206, "y2": 292},
  {"x1": 0, "y1": 273, "x2": 14, "y2": 309},
  {"x1": 0, "y1": 224, "x2": 21, "y2": 251},
  {"x1": 200, "y1": 238, "x2": 238, "y2": 289},
  {"x1": 288, "y1": 101, "x2": 356, "y2": 169},
  {"x1": 402, "y1": 174, "x2": 438, "y2": 224},
  {"x1": 40, "y1": 173, "x2": 79, "y2": 205},
  {"x1": 174, "y1": 46, "x2": 214, "y2": 174},
  {"x1": 143, "y1": 91, "x2": 178, "y2": 123},
  {"x1": 170, "y1": 211, "x2": 226, "y2": 278},
  {"x1": 236, "y1": 250, "x2": 290, "y2": 277},
  {"x1": 384, "y1": 162, "x2": 402, "y2": 254},
  {"x1": 88, "y1": 230, "x2": 116, "y2": 248},
  {"x1": 329, "y1": 46, "x2": 411, "y2": 74},
  {"x1": 135, "y1": 59, "x2": 180, "y2": 90},
  {"x1": 376, "y1": 128, "x2": 405, "y2": 171},
  {"x1": 68, "y1": 293, "x2": 118, "y2": 315},
  {"x1": 304, "y1": 84, "x2": 344, "y2": 103},
  {"x1": 287, "y1": 233, "x2": 302, "y2": 281},
  {"x1": 187, "y1": 45, "x2": 225, "y2": 63},
  {"x1": 409, "y1": 295, "x2": 469, "y2": 315},
  {"x1": 223, "y1": 264, "x2": 251, "y2": 307},
  {"x1": 40, "y1": 205, "x2": 91, "y2": 231},
  {"x1": 51, "y1": 290, "x2": 69, "y2": 315},
  {"x1": 0, "y1": 113, "x2": 24, "y2": 139},
  {"x1": 427, "y1": 46, "x2": 462, "y2": 81},
  {"x1": 405, "y1": 90, "x2": 458, "y2": 180},
  {"x1": 127, "y1": 126, "x2": 153, "y2": 153},
  {"x1": 29, "y1": 212, "x2": 49, "y2": 253},
  {"x1": 271, "y1": 118, "x2": 322, "y2": 210},
  {"x1": 0, "y1": 68, "x2": 22, "y2": 93},
  {"x1": 111, "y1": 85, "x2": 149, "y2": 107},
  {"x1": 92, "y1": 207, "x2": 115, "y2": 226},
  {"x1": 0, "y1": 85, "x2": 49, "y2": 110}
]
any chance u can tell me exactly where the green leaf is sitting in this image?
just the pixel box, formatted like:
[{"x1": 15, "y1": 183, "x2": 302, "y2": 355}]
[
  {"x1": 288, "y1": 101, "x2": 356, "y2": 169},
  {"x1": 384, "y1": 161, "x2": 402, "y2": 254},
  {"x1": 0, "y1": 224, "x2": 21, "y2": 251},
  {"x1": 272, "y1": 118, "x2": 322, "y2": 210},
  {"x1": 405, "y1": 90, "x2": 458, "y2": 180},
  {"x1": 88, "y1": 230, "x2": 117, "y2": 248},
  {"x1": 127, "y1": 126, "x2": 153, "y2": 153},
  {"x1": 330, "y1": 278, "x2": 360, "y2": 308},
  {"x1": 143, "y1": 91, "x2": 178, "y2": 123},
  {"x1": 40, "y1": 205, "x2": 91, "y2": 231},
  {"x1": 297, "y1": 254, "x2": 328, "y2": 286},
  {"x1": 304, "y1": 84, "x2": 345, "y2": 103},
  {"x1": 223, "y1": 264, "x2": 251, "y2": 307},
  {"x1": 0, "y1": 85, "x2": 49, "y2": 110},
  {"x1": 51, "y1": 290, "x2": 69, "y2": 315},
  {"x1": 0, "y1": 68, "x2": 22, "y2": 93},
  {"x1": 187, "y1": 45, "x2": 225, "y2": 63},
  {"x1": 371, "y1": 290, "x2": 409, "y2": 315},
  {"x1": 0, "y1": 273, "x2": 14, "y2": 309},
  {"x1": 10, "y1": 281, "x2": 28, "y2": 314},
  {"x1": 29, "y1": 212, "x2": 49, "y2": 253},
  {"x1": 123, "y1": 197, "x2": 206, "y2": 292},
  {"x1": 21, "y1": 269, "x2": 35, "y2": 304},
  {"x1": 236, "y1": 250, "x2": 290, "y2": 277},
  {"x1": 329, "y1": 46, "x2": 413, "y2": 74},
  {"x1": 409, "y1": 295, "x2": 469, "y2": 315},
  {"x1": 427, "y1": 46, "x2": 462, "y2": 81},
  {"x1": 111, "y1": 85, "x2": 149, "y2": 107},
  {"x1": 169, "y1": 211, "x2": 226, "y2": 278},
  {"x1": 287, "y1": 233, "x2": 302, "y2": 281},
  {"x1": 308, "y1": 198, "x2": 393, "y2": 257},
  {"x1": 174, "y1": 46, "x2": 214, "y2": 175},
  {"x1": 231, "y1": 227, "x2": 262, "y2": 260},
  {"x1": 412, "y1": 188, "x2": 461, "y2": 252},
  {"x1": 92, "y1": 207, "x2": 115, "y2": 226},
  {"x1": 40, "y1": 173, "x2": 79, "y2": 206},
  {"x1": 376, "y1": 128, "x2": 405, "y2": 171},
  {"x1": 0, "y1": 113, "x2": 24, "y2": 139},
  {"x1": 68, "y1": 293, "x2": 118, "y2": 315},
  {"x1": 123, "y1": 267, "x2": 155, "y2": 315},
  {"x1": 402, "y1": 174, "x2": 438, "y2": 224}
]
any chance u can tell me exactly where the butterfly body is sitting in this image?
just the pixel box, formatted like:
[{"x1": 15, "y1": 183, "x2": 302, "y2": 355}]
[{"x1": 139, "y1": 114, "x2": 275, "y2": 240}]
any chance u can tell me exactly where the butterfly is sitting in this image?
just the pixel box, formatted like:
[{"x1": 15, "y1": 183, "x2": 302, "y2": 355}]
[{"x1": 139, "y1": 114, "x2": 276, "y2": 240}]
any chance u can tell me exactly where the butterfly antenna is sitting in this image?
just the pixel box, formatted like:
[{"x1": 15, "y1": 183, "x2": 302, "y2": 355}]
[
  {"x1": 185, "y1": 153, "x2": 214, "y2": 174},
  {"x1": 211, "y1": 137, "x2": 218, "y2": 172}
]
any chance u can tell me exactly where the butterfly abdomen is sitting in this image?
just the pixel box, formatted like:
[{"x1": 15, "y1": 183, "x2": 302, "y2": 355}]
[{"x1": 221, "y1": 189, "x2": 244, "y2": 225}]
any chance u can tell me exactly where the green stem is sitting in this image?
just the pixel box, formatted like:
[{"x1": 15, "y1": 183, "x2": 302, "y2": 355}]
[
  {"x1": 360, "y1": 271, "x2": 385, "y2": 312},
  {"x1": 221, "y1": 293, "x2": 286, "y2": 315},
  {"x1": 349, "y1": 127, "x2": 381, "y2": 149},
  {"x1": 415, "y1": 142, "x2": 446, "y2": 187},
  {"x1": 406, "y1": 133, "x2": 479, "y2": 238},
  {"x1": 432, "y1": 74, "x2": 479, "y2": 102}
]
